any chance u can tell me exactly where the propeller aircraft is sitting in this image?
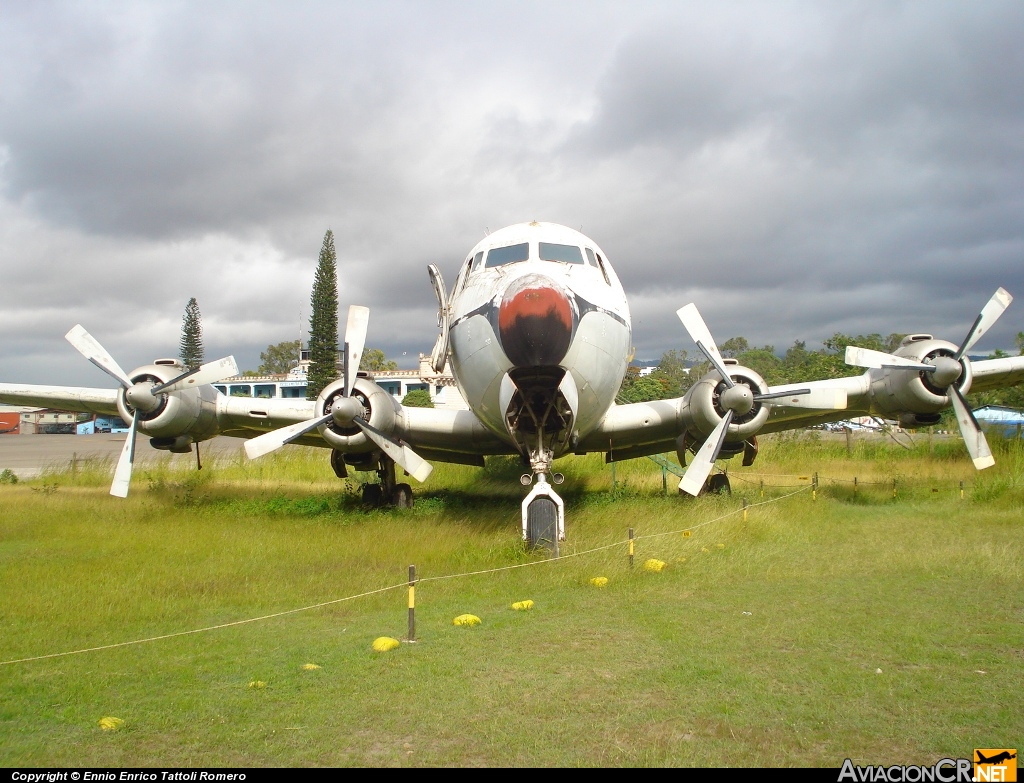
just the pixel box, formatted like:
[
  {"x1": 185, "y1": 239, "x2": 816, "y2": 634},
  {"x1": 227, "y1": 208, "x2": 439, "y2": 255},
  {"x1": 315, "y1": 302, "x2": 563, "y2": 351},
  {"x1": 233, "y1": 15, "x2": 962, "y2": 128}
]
[{"x1": 2, "y1": 221, "x2": 1022, "y2": 547}]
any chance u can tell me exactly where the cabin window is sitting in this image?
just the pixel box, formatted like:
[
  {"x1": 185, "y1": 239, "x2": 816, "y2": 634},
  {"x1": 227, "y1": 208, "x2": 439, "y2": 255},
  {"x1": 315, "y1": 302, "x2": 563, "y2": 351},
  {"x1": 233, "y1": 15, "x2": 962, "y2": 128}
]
[
  {"x1": 539, "y1": 242, "x2": 584, "y2": 264},
  {"x1": 484, "y1": 242, "x2": 530, "y2": 268}
]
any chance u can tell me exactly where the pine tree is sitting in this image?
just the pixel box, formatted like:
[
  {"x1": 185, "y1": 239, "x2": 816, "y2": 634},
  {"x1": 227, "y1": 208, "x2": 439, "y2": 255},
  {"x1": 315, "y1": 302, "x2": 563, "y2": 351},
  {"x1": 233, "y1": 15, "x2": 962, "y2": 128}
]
[
  {"x1": 307, "y1": 230, "x2": 339, "y2": 399},
  {"x1": 179, "y1": 297, "x2": 205, "y2": 370}
]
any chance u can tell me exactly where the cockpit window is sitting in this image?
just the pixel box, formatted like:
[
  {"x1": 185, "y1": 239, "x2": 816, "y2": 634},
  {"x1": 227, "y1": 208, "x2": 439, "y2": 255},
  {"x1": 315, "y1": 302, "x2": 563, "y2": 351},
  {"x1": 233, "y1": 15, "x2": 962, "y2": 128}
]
[
  {"x1": 585, "y1": 248, "x2": 598, "y2": 267},
  {"x1": 539, "y1": 242, "x2": 584, "y2": 264},
  {"x1": 470, "y1": 251, "x2": 484, "y2": 272},
  {"x1": 595, "y1": 253, "x2": 611, "y2": 285},
  {"x1": 484, "y1": 242, "x2": 530, "y2": 268}
]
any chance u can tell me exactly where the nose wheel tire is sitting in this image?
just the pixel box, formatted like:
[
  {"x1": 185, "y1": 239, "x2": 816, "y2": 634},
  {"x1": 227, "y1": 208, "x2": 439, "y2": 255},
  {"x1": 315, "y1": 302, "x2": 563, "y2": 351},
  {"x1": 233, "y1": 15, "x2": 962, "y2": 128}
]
[{"x1": 526, "y1": 496, "x2": 559, "y2": 550}]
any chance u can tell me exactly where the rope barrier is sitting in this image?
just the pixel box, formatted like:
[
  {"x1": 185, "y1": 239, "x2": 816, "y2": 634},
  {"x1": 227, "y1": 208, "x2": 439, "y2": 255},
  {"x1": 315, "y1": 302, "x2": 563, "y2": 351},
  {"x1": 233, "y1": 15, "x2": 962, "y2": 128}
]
[{"x1": 0, "y1": 581, "x2": 408, "y2": 667}]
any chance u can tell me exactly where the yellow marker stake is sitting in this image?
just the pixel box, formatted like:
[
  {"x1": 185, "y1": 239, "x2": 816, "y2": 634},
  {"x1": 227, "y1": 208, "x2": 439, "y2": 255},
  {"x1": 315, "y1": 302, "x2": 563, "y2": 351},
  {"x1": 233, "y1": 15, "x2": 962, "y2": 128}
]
[{"x1": 408, "y1": 565, "x2": 416, "y2": 643}]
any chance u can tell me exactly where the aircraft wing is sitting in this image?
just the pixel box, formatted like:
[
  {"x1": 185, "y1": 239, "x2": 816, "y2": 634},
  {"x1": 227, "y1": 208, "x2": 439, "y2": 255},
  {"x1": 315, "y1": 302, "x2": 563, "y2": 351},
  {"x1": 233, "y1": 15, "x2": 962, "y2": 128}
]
[
  {"x1": 967, "y1": 355, "x2": 1024, "y2": 393},
  {"x1": 579, "y1": 375, "x2": 862, "y2": 459},
  {"x1": 219, "y1": 393, "x2": 513, "y2": 463},
  {"x1": 0, "y1": 383, "x2": 120, "y2": 415}
]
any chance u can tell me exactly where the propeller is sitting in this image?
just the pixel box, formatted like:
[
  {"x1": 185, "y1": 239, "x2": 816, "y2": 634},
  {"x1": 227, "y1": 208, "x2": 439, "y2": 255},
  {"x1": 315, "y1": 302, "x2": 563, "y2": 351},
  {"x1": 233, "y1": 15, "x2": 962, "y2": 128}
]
[
  {"x1": 243, "y1": 306, "x2": 433, "y2": 483},
  {"x1": 675, "y1": 303, "x2": 845, "y2": 495},
  {"x1": 844, "y1": 287, "x2": 1012, "y2": 470},
  {"x1": 65, "y1": 325, "x2": 238, "y2": 497}
]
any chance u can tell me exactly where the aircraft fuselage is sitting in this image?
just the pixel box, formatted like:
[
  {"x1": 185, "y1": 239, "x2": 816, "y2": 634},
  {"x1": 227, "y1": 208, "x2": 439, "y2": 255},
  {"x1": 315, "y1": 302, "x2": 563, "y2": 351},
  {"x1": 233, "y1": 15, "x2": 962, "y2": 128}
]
[{"x1": 447, "y1": 222, "x2": 631, "y2": 466}]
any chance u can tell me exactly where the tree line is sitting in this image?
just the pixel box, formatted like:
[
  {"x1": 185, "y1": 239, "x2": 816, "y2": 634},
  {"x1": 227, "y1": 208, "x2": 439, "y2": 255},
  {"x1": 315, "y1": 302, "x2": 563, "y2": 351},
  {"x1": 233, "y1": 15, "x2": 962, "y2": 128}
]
[{"x1": 619, "y1": 332, "x2": 1024, "y2": 412}]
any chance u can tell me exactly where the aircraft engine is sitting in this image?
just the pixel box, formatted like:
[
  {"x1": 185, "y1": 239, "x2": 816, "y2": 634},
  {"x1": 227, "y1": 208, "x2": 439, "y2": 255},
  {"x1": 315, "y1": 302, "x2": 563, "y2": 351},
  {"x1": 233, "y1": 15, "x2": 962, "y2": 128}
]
[
  {"x1": 681, "y1": 362, "x2": 771, "y2": 442},
  {"x1": 314, "y1": 376, "x2": 400, "y2": 453},
  {"x1": 115, "y1": 359, "x2": 220, "y2": 443},
  {"x1": 867, "y1": 336, "x2": 972, "y2": 421}
]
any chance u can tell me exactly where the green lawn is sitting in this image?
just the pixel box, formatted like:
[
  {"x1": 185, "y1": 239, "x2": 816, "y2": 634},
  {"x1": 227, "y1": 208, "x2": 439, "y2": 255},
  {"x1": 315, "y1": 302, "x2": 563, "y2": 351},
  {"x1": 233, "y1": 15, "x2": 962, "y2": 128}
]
[{"x1": 0, "y1": 436, "x2": 1021, "y2": 766}]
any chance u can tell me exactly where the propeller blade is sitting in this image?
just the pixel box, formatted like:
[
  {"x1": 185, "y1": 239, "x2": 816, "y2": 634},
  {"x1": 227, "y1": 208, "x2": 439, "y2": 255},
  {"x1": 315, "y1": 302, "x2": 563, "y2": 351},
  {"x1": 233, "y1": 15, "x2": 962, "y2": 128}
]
[
  {"x1": 110, "y1": 411, "x2": 139, "y2": 497},
  {"x1": 354, "y1": 417, "x2": 433, "y2": 482},
  {"x1": 845, "y1": 346, "x2": 935, "y2": 372},
  {"x1": 677, "y1": 304, "x2": 733, "y2": 386},
  {"x1": 678, "y1": 409, "x2": 733, "y2": 497},
  {"x1": 65, "y1": 325, "x2": 134, "y2": 389},
  {"x1": 151, "y1": 356, "x2": 239, "y2": 394},
  {"x1": 756, "y1": 387, "x2": 848, "y2": 409},
  {"x1": 948, "y1": 386, "x2": 995, "y2": 470},
  {"x1": 955, "y1": 287, "x2": 1013, "y2": 360},
  {"x1": 244, "y1": 413, "x2": 332, "y2": 460},
  {"x1": 344, "y1": 306, "x2": 370, "y2": 397}
]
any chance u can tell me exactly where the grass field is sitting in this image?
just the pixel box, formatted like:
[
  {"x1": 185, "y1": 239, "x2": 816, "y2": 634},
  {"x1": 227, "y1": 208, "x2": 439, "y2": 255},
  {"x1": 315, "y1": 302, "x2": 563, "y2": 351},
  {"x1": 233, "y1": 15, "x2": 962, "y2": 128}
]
[{"x1": 0, "y1": 433, "x2": 1021, "y2": 767}]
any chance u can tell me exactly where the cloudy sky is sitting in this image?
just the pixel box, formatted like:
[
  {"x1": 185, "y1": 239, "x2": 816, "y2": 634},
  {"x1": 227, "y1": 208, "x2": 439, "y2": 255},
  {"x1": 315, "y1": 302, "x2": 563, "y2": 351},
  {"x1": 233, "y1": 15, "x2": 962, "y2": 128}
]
[{"x1": 1, "y1": 1, "x2": 1022, "y2": 386}]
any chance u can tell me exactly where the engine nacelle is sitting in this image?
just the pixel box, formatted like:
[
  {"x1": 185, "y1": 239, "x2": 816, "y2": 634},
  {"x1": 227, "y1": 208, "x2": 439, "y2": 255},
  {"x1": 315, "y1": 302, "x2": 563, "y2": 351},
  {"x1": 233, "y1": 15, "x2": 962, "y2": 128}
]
[
  {"x1": 869, "y1": 335, "x2": 973, "y2": 418},
  {"x1": 115, "y1": 359, "x2": 220, "y2": 443},
  {"x1": 681, "y1": 362, "x2": 770, "y2": 442},
  {"x1": 314, "y1": 376, "x2": 401, "y2": 453}
]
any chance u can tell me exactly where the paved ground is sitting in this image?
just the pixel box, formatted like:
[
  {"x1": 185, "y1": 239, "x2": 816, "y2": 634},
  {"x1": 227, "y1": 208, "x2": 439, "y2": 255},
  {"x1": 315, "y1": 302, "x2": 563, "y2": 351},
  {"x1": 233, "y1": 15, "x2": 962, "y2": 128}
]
[{"x1": 0, "y1": 434, "x2": 246, "y2": 479}]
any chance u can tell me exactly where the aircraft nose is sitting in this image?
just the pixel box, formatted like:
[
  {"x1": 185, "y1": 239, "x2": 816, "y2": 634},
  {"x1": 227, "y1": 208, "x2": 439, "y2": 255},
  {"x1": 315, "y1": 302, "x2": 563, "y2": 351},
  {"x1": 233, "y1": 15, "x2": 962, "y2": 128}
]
[{"x1": 498, "y1": 274, "x2": 575, "y2": 367}]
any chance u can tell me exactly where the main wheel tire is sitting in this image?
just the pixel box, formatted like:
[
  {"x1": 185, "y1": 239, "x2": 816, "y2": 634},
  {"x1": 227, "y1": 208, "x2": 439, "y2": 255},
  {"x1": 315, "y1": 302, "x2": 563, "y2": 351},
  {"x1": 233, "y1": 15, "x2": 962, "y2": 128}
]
[
  {"x1": 362, "y1": 484, "x2": 384, "y2": 507},
  {"x1": 707, "y1": 473, "x2": 732, "y2": 495},
  {"x1": 392, "y1": 483, "x2": 413, "y2": 509},
  {"x1": 526, "y1": 496, "x2": 558, "y2": 550}
]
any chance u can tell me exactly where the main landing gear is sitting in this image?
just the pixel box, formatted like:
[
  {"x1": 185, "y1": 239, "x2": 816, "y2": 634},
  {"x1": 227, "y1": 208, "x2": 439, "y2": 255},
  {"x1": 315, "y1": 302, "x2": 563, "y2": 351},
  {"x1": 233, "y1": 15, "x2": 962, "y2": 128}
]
[
  {"x1": 678, "y1": 471, "x2": 732, "y2": 497},
  {"x1": 335, "y1": 451, "x2": 413, "y2": 509}
]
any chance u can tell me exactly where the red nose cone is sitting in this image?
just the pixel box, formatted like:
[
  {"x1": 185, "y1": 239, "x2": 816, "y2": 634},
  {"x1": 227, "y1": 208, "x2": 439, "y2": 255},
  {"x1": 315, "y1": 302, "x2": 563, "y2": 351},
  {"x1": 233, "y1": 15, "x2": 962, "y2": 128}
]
[{"x1": 498, "y1": 275, "x2": 574, "y2": 367}]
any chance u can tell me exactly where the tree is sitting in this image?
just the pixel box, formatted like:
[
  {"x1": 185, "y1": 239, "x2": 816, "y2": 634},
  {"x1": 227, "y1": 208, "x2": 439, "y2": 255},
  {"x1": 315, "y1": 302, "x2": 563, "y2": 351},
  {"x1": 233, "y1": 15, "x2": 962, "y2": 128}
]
[
  {"x1": 307, "y1": 230, "x2": 339, "y2": 399},
  {"x1": 179, "y1": 297, "x2": 204, "y2": 370},
  {"x1": 401, "y1": 389, "x2": 434, "y2": 408},
  {"x1": 1017, "y1": 331, "x2": 1024, "y2": 356},
  {"x1": 259, "y1": 340, "x2": 301, "y2": 375},
  {"x1": 360, "y1": 348, "x2": 398, "y2": 372},
  {"x1": 720, "y1": 337, "x2": 748, "y2": 358}
]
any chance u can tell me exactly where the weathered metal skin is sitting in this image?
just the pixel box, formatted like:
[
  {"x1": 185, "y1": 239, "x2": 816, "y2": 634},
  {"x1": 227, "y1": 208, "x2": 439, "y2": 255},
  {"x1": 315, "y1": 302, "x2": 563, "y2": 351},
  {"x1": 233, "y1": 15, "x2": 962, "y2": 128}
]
[
  {"x1": 868, "y1": 336, "x2": 973, "y2": 418},
  {"x1": 314, "y1": 376, "x2": 400, "y2": 452},
  {"x1": 681, "y1": 365, "x2": 771, "y2": 442},
  {"x1": 115, "y1": 361, "x2": 219, "y2": 443}
]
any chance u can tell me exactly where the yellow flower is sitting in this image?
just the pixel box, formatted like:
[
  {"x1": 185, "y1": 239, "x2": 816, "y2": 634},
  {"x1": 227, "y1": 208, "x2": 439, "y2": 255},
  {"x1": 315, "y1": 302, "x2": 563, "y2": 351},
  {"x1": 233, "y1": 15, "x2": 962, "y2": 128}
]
[
  {"x1": 717, "y1": 543, "x2": 725, "y2": 549},
  {"x1": 675, "y1": 557, "x2": 688, "y2": 563},
  {"x1": 643, "y1": 558, "x2": 667, "y2": 572},
  {"x1": 372, "y1": 637, "x2": 401, "y2": 652},
  {"x1": 701, "y1": 547, "x2": 709, "y2": 553},
  {"x1": 301, "y1": 663, "x2": 321, "y2": 670},
  {"x1": 453, "y1": 614, "x2": 481, "y2": 627},
  {"x1": 589, "y1": 576, "x2": 609, "y2": 587},
  {"x1": 511, "y1": 600, "x2": 534, "y2": 611},
  {"x1": 682, "y1": 530, "x2": 692, "y2": 537},
  {"x1": 248, "y1": 680, "x2": 267, "y2": 689},
  {"x1": 98, "y1": 717, "x2": 124, "y2": 731}
]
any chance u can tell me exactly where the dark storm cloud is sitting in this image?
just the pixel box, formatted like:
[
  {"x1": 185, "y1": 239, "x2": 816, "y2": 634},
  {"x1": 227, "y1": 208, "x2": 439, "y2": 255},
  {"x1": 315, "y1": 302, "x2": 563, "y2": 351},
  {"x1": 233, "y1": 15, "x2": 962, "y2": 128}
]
[{"x1": 0, "y1": 1, "x2": 1022, "y2": 387}]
